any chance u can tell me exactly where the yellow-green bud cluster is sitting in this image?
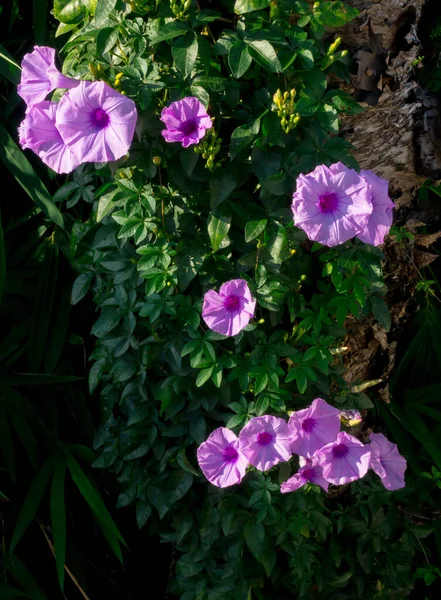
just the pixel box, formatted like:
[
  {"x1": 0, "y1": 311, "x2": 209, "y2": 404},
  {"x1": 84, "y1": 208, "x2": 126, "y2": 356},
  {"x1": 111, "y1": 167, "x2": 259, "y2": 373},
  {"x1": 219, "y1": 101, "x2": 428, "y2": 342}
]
[
  {"x1": 170, "y1": 0, "x2": 191, "y2": 20},
  {"x1": 194, "y1": 127, "x2": 222, "y2": 171},
  {"x1": 272, "y1": 88, "x2": 300, "y2": 134},
  {"x1": 129, "y1": 0, "x2": 154, "y2": 14},
  {"x1": 114, "y1": 72, "x2": 123, "y2": 89},
  {"x1": 327, "y1": 37, "x2": 341, "y2": 56}
]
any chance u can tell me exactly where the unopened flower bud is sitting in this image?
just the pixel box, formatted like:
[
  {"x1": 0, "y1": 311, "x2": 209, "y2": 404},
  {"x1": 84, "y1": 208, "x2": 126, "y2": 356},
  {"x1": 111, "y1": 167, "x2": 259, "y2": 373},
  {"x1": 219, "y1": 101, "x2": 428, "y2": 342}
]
[
  {"x1": 153, "y1": 156, "x2": 162, "y2": 165},
  {"x1": 258, "y1": 318, "x2": 265, "y2": 324}
]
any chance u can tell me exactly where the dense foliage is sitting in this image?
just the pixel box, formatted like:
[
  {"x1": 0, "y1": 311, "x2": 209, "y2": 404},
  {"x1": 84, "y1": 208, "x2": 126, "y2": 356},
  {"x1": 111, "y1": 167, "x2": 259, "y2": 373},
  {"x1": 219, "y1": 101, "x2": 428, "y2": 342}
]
[{"x1": 1, "y1": 1, "x2": 441, "y2": 599}]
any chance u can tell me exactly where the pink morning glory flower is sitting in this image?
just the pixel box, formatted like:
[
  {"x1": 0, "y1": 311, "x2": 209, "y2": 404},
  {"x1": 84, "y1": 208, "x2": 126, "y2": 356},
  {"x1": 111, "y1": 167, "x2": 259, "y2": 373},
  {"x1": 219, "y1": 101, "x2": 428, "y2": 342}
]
[
  {"x1": 369, "y1": 432, "x2": 406, "y2": 491},
  {"x1": 17, "y1": 46, "x2": 79, "y2": 112},
  {"x1": 202, "y1": 279, "x2": 256, "y2": 337},
  {"x1": 19, "y1": 101, "x2": 81, "y2": 174},
  {"x1": 55, "y1": 80, "x2": 138, "y2": 164},
  {"x1": 281, "y1": 461, "x2": 329, "y2": 493},
  {"x1": 291, "y1": 162, "x2": 373, "y2": 246},
  {"x1": 160, "y1": 96, "x2": 212, "y2": 148},
  {"x1": 316, "y1": 431, "x2": 371, "y2": 485},
  {"x1": 357, "y1": 170, "x2": 395, "y2": 246},
  {"x1": 197, "y1": 427, "x2": 249, "y2": 488},
  {"x1": 289, "y1": 398, "x2": 341, "y2": 458},
  {"x1": 239, "y1": 415, "x2": 292, "y2": 471}
]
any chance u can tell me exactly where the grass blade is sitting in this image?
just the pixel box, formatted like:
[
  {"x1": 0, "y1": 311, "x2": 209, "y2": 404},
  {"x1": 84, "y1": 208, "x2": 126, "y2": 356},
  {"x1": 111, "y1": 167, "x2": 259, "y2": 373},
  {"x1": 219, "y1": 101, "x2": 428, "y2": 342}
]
[
  {"x1": 0, "y1": 44, "x2": 21, "y2": 85},
  {"x1": 0, "y1": 404, "x2": 16, "y2": 481},
  {"x1": 50, "y1": 459, "x2": 66, "y2": 590},
  {"x1": 5, "y1": 554, "x2": 49, "y2": 600},
  {"x1": 10, "y1": 456, "x2": 56, "y2": 552},
  {"x1": 44, "y1": 280, "x2": 72, "y2": 373},
  {"x1": 66, "y1": 454, "x2": 125, "y2": 560},
  {"x1": 4, "y1": 389, "x2": 39, "y2": 470},
  {"x1": 28, "y1": 240, "x2": 58, "y2": 372},
  {"x1": 0, "y1": 374, "x2": 82, "y2": 386},
  {"x1": 0, "y1": 209, "x2": 5, "y2": 302},
  {"x1": 33, "y1": 0, "x2": 48, "y2": 44},
  {"x1": 0, "y1": 124, "x2": 64, "y2": 229}
]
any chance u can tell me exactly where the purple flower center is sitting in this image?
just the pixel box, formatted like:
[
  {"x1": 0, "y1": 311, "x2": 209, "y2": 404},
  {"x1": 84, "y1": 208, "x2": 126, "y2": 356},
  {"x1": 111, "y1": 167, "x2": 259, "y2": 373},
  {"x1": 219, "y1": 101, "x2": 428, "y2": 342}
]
[
  {"x1": 318, "y1": 192, "x2": 338, "y2": 213},
  {"x1": 332, "y1": 443, "x2": 348, "y2": 458},
  {"x1": 223, "y1": 445, "x2": 238, "y2": 462},
  {"x1": 92, "y1": 108, "x2": 110, "y2": 128},
  {"x1": 223, "y1": 295, "x2": 241, "y2": 313},
  {"x1": 302, "y1": 418, "x2": 315, "y2": 433},
  {"x1": 257, "y1": 431, "x2": 273, "y2": 446},
  {"x1": 302, "y1": 468, "x2": 313, "y2": 481},
  {"x1": 180, "y1": 119, "x2": 198, "y2": 136}
]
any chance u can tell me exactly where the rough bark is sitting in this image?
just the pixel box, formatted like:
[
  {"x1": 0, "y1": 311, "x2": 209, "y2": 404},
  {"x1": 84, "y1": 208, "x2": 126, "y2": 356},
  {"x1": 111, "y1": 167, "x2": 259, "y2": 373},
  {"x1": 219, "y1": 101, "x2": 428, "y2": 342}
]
[
  {"x1": 336, "y1": 0, "x2": 441, "y2": 208},
  {"x1": 331, "y1": 0, "x2": 441, "y2": 397}
]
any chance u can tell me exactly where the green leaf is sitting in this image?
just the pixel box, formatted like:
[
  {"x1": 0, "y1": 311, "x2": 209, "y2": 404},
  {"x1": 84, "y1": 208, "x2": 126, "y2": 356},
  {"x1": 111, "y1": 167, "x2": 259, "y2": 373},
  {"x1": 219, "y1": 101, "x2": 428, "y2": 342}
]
[
  {"x1": 94, "y1": 0, "x2": 117, "y2": 24},
  {"x1": 228, "y1": 42, "x2": 252, "y2": 78},
  {"x1": 53, "y1": 0, "x2": 92, "y2": 24},
  {"x1": 10, "y1": 456, "x2": 57, "y2": 552},
  {"x1": 371, "y1": 296, "x2": 391, "y2": 332},
  {"x1": 245, "y1": 219, "x2": 267, "y2": 243},
  {"x1": 0, "y1": 44, "x2": 21, "y2": 85},
  {"x1": 33, "y1": 0, "x2": 48, "y2": 44},
  {"x1": 207, "y1": 209, "x2": 231, "y2": 252},
  {"x1": 71, "y1": 273, "x2": 93, "y2": 305},
  {"x1": 230, "y1": 119, "x2": 260, "y2": 160},
  {"x1": 173, "y1": 32, "x2": 198, "y2": 78},
  {"x1": 97, "y1": 26, "x2": 119, "y2": 55},
  {"x1": 318, "y1": 1, "x2": 359, "y2": 27},
  {"x1": 51, "y1": 460, "x2": 67, "y2": 590},
  {"x1": 244, "y1": 519, "x2": 265, "y2": 560},
  {"x1": 234, "y1": 0, "x2": 270, "y2": 14},
  {"x1": 196, "y1": 367, "x2": 213, "y2": 387},
  {"x1": 246, "y1": 39, "x2": 281, "y2": 72},
  {"x1": 149, "y1": 21, "x2": 189, "y2": 45},
  {"x1": 297, "y1": 47, "x2": 314, "y2": 70},
  {"x1": 0, "y1": 124, "x2": 64, "y2": 228},
  {"x1": 91, "y1": 309, "x2": 121, "y2": 337},
  {"x1": 97, "y1": 190, "x2": 116, "y2": 221}
]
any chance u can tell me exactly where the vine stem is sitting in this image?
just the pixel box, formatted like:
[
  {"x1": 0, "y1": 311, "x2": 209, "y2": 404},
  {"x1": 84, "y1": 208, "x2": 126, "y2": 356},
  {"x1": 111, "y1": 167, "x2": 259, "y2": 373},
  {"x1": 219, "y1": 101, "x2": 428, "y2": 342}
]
[{"x1": 158, "y1": 166, "x2": 165, "y2": 229}]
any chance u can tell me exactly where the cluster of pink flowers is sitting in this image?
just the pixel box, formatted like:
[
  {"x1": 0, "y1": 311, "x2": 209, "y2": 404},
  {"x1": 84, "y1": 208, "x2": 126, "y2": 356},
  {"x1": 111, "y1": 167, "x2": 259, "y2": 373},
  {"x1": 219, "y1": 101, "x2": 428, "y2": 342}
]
[
  {"x1": 17, "y1": 46, "x2": 137, "y2": 173},
  {"x1": 197, "y1": 398, "x2": 406, "y2": 493},
  {"x1": 291, "y1": 162, "x2": 394, "y2": 247}
]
